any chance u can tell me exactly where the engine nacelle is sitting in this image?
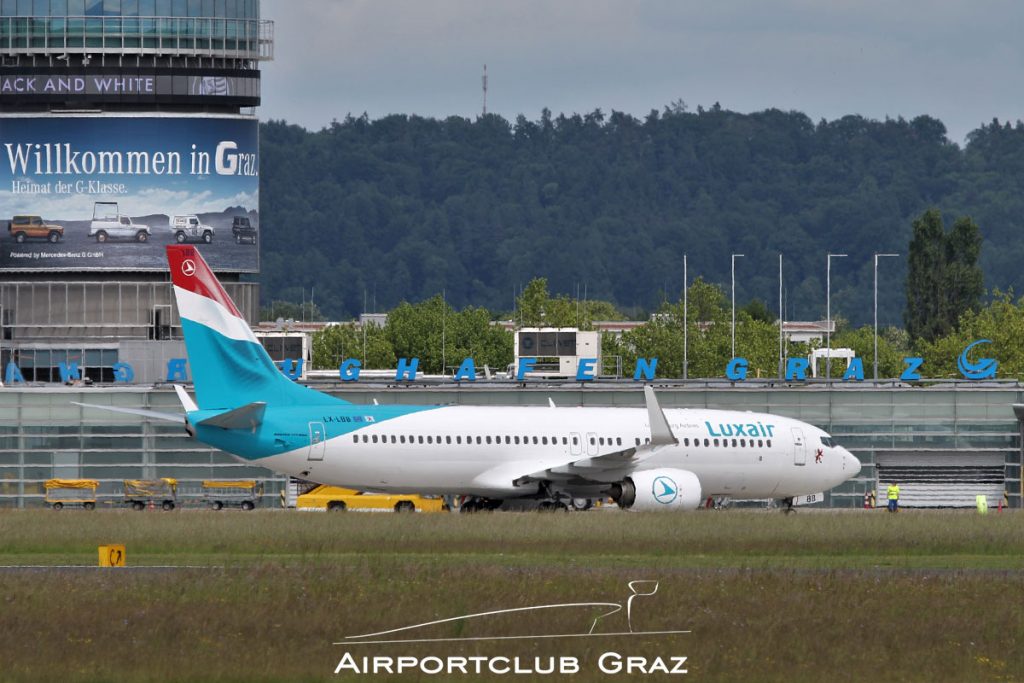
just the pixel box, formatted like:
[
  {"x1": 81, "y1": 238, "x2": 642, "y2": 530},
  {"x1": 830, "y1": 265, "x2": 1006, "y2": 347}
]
[{"x1": 609, "y1": 469, "x2": 703, "y2": 511}]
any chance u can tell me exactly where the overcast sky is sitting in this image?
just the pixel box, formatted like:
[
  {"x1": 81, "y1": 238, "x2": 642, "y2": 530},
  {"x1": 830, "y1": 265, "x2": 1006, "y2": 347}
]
[{"x1": 260, "y1": 0, "x2": 1022, "y2": 146}]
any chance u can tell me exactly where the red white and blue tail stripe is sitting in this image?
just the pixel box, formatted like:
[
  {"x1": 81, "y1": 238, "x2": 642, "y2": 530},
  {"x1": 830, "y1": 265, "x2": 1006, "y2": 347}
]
[{"x1": 167, "y1": 245, "x2": 344, "y2": 409}]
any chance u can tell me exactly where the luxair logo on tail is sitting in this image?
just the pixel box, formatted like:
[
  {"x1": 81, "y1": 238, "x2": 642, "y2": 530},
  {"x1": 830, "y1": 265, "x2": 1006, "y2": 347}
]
[
  {"x1": 652, "y1": 476, "x2": 678, "y2": 505},
  {"x1": 957, "y1": 340, "x2": 998, "y2": 380}
]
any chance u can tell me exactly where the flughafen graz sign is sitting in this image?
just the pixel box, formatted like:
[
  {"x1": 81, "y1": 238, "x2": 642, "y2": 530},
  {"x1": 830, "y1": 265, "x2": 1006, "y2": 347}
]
[{"x1": 0, "y1": 340, "x2": 1000, "y2": 386}]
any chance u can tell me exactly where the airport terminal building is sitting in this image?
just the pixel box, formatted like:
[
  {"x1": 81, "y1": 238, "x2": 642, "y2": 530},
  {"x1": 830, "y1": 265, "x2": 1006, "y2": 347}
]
[{"x1": 1, "y1": 3, "x2": 1021, "y2": 510}]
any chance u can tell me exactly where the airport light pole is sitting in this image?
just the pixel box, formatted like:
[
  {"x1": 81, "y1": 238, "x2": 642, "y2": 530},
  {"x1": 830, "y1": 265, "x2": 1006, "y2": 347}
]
[
  {"x1": 778, "y1": 254, "x2": 783, "y2": 379},
  {"x1": 826, "y1": 253, "x2": 847, "y2": 380},
  {"x1": 731, "y1": 253, "x2": 744, "y2": 359},
  {"x1": 683, "y1": 254, "x2": 688, "y2": 380},
  {"x1": 874, "y1": 253, "x2": 899, "y2": 381}
]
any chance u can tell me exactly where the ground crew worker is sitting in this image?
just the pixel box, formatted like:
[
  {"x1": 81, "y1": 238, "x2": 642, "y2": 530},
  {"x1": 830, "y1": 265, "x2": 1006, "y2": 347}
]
[{"x1": 887, "y1": 482, "x2": 900, "y2": 513}]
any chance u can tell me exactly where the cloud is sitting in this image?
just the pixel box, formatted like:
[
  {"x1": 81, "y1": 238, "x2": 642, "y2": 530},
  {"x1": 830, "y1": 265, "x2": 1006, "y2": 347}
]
[{"x1": 260, "y1": 0, "x2": 1024, "y2": 144}]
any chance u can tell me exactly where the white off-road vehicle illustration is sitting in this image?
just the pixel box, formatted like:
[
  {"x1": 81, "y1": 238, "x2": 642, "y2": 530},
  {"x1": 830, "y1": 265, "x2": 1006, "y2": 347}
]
[
  {"x1": 89, "y1": 202, "x2": 152, "y2": 243},
  {"x1": 170, "y1": 214, "x2": 215, "y2": 244}
]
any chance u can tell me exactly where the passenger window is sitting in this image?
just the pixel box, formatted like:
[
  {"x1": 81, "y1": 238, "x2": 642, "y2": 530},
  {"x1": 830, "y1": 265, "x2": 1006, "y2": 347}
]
[
  {"x1": 427, "y1": 436, "x2": 433, "y2": 444},
  {"x1": 390, "y1": 435, "x2": 396, "y2": 444},
  {"x1": 684, "y1": 438, "x2": 689, "y2": 447},
  {"x1": 616, "y1": 437, "x2": 622, "y2": 446},
  {"x1": 635, "y1": 438, "x2": 640, "y2": 446},
  {"x1": 476, "y1": 436, "x2": 482, "y2": 444},
  {"x1": 731, "y1": 439, "x2": 737, "y2": 447},
  {"x1": 514, "y1": 436, "x2": 520, "y2": 445},
  {"x1": 740, "y1": 439, "x2": 746, "y2": 447},
  {"x1": 486, "y1": 436, "x2": 492, "y2": 444},
  {"x1": 767, "y1": 439, "x2": 772, "y2": 448},
  {"x1": 704, "y1": 438, "x2": 710, "y2": 447},
  {"x1": 562, "y1": 437, "x2": 568, "y2": 445},
  {"x1": 532, "y1": 436, "x2": 538, "y2": 445},
  {"x1": 713, "y1": 439, "x2": 719, "y2": 447},
  {"x1": 758, "y1": 439, "x2": 763, "y2": 447},
  {"x1": 446, "y1": 436, "x2": 451, "y2": 444},
  {"x1": 456, "y1": 436, "x2": 462, "y2": 444},
  {"x1": 589, "y1": 437, "x2": 595, "y2": 445},
  {"x1": 542, "y1": 437, "x2": 548, "y2": 445},
  {"x1": 418, "y1": 436, "x2": 424, "y2": 444},
  {"x1": 574, "y1": 436, "x2": 580, "y2": 445},
  {"x1": 352, "y1": 435, "x2": 358, "y2": 443}
]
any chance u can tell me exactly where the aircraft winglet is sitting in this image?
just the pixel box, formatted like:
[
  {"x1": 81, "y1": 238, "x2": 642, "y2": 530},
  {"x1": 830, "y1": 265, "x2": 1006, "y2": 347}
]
[
  {"x1": 174, "y1": 384, "x2": 198, "y2": 412},
  {"x1": 644, "y1": 386, "x2": 678, "y2": 447}
]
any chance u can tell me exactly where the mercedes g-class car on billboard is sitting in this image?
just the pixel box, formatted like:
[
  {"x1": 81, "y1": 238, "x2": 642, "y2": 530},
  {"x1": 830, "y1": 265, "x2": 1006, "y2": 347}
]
[
  {"x1": 89, "y1": 202, "x2": 151, "y2": 243},
  {"x1": 8, "y1": 215, "x2": 63, "y2": 243}
]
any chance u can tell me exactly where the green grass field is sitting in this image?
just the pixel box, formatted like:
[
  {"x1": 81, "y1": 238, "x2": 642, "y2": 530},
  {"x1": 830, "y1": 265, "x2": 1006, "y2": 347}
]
[{"x1": 1, "y1": 509, "x2": 1022, "y2": 682}]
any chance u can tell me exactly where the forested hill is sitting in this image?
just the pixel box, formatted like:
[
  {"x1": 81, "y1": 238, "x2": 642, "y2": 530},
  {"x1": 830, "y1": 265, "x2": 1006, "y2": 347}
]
[{"x1": 258, "y1": 107, "x2": 1024, "y2": 325}]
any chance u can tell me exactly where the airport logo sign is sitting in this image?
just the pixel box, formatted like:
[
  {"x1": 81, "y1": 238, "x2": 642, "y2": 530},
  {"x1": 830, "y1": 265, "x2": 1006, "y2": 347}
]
[
  {"x1": 652, "y1": 476, "x2": 679, "y2": 505},
  {"x1": 332, "y1": 580, "x2": 689, "y2": 677},
  {"x1": 956, "y1": 339, "x2": 998, "y2": 380}
]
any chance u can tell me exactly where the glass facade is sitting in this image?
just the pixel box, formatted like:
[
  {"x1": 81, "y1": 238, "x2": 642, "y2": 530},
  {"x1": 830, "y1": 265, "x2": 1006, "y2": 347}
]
[
  {"x1": 0, "y1": 0, "x2": 267, "y2": 56},
  {"x1": 1, "y1": 383, "x2": 1020, "y2": 509}
]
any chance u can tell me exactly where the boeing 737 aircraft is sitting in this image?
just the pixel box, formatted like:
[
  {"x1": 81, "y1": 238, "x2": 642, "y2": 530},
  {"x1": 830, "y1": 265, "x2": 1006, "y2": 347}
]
[{"x1": 83, "y1": 246, "x2": 861, "y2": 511}]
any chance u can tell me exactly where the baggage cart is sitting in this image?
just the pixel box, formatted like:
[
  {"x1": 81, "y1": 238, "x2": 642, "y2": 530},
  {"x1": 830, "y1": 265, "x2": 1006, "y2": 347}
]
[
  {"x1": 123, "y1": 478, "x2": 178, "y2": 511},
  {"x1": 202, "y1": 480, "x2": 263, "y2": 511},
  {"x1": 44, "y1": 479, "x2": 99, "y2": 510}
]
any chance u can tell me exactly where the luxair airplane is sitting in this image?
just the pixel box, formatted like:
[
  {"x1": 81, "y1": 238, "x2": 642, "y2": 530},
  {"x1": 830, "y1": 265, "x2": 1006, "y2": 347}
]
[{"x1": 82, "y1": 246, "x2": 861, "y2": 511}]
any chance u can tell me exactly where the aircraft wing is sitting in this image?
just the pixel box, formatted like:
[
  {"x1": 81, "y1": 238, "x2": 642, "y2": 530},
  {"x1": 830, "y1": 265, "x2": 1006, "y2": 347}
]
[{"x1": 516, "y1": 386, "x2": 679, "y2": 486}]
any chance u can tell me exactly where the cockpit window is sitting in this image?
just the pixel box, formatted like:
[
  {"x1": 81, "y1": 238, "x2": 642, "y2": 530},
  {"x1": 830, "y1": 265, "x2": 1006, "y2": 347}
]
[{"x1": 820, "y1": 436, "x2": 835, "y2": 448}]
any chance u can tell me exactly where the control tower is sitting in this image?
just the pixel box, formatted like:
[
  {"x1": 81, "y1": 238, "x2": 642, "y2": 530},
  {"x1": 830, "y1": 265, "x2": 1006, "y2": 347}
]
[{"x1": 0, "y1": 1, "x2": 273, "y2": 383}]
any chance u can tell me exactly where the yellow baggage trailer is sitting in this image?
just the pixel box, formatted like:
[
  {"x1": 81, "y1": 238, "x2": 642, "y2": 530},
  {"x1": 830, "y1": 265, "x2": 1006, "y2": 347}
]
[
  {"x1": 123, "y1": 478, "x2": 178, "y2": 511},
  {"x1": 44, "y1": 479, "x2": 99, "y2": 510}
]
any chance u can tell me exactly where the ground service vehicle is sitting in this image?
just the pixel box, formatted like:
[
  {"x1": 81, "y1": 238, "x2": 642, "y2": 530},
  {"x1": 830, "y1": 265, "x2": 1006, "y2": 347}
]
[
  {"x1": 44, "y1": 479, "x2": 98, "y2": 510},
  {"x1": 8, "y1": 215, "x2": 63, "y2": 243},
  {"x1": 202, "y1": 480, "x2": 262, "y2": 510},
  {"x1": 89, "y1": 201, "x2": 151, "y2": 242},
  {"x1": 296, "y1": 485, "x2": 447, "y2": 513},
  {"x1": 123, "y1": 478, "x2": 177, "y2": 510},
  {"x1": 171, "y1": 215, "x2": 214, "y2": 244},
  {"x1": 231, "y1": 215, "x2": 257, "y2": 244}
]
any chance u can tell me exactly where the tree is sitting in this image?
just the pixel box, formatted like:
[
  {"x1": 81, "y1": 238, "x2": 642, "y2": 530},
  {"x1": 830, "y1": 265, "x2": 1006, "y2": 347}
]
[
  {"x1": 312, "y1": 322, "x2": 393, "y2": 370},
  {"x1": 385, "y1": 296, "x2": 513, "y2": 374},
  {"x1": 905, "y1": 209, "x2": 983, "y2": 343},
  {"x1": 513, "y1": 277, "x2": 623, "y2": 329}
]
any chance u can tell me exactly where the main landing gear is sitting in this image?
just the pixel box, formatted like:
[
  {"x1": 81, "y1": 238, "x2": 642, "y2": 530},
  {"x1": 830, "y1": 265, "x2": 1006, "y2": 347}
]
[{"x1": 781, "y1": 496, "x2": 796, "y2": 514}]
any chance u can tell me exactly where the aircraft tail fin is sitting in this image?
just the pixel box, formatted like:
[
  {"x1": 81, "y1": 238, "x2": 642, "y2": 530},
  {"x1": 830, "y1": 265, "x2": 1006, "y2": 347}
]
[{"x1": 166, "y1": 245, "x2": 344, "y2": 410}]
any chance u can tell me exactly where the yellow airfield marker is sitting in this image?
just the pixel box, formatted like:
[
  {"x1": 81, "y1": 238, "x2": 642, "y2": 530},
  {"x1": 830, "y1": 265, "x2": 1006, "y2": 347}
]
[{"x1": 99, "y1": 544, "x2": 126, "y2": 567}]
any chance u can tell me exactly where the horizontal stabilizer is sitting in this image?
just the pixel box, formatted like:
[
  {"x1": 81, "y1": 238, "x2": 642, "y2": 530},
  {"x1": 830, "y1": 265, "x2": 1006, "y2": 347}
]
[
  {"x1": 197, "y1": 401, "x2": 266, "y2": 430},
  {"x1": 72, "y1": 402, "x2": 185, "y2": 424}
]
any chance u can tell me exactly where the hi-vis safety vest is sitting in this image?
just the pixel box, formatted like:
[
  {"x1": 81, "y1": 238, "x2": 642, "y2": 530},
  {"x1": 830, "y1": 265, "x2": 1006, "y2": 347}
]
[{"x1": 887, "y1": 484, "x2": 900, "y2": 500}]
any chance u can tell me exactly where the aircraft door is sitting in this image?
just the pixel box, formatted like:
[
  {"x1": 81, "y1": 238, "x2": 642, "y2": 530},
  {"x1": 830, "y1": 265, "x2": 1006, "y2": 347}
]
[
  {"x1": 586, "y1": 432, "x2": 598, "y2": 456},
  {"x1": 308, "y1": 422, "x2": 326, "y2": 461},
  {"x1": 570, "y1": 431, "x2": 583, "y2": 456},
  {"x1": 791, "y1": 427, "x2": 806, "y2": 466}
]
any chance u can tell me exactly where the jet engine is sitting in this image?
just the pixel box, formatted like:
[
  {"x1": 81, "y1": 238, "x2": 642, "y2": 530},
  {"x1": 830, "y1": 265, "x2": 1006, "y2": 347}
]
[{"x1": 608, "y1": 469, "x2": 702, "y2": 511}]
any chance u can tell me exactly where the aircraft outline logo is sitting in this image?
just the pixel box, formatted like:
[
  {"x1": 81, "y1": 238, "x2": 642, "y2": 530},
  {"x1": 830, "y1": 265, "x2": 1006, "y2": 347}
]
[
  {"x1": 181, "y1": 259, "x2": 196, "y2": 277},
  {"x1": 651, "y1": 475, "x2": 678, "y2": 504},
  {"x1": 334, "y1": 580, "x2": 688, "y2": 646},
  {"x1": 957, "y1": 339, "x2": 998, "y2": 380}
]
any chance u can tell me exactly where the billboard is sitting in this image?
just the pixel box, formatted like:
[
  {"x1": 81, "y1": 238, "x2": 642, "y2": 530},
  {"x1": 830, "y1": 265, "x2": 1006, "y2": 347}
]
[
  {"x1": 0, "y1": 69, "x2": 260, "y2": 107},
  {"x1": 0, "y1": 115, "x2": 258, "y2": 272}
]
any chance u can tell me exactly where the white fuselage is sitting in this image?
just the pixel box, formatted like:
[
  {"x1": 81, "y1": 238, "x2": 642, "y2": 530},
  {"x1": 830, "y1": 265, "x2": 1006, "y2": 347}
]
[{"x1": 248, "y1": 405, "x2": 859, "y2": 500}]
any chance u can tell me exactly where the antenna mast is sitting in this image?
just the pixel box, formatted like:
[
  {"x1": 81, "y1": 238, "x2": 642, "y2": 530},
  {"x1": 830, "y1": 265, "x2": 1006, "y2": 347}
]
[{"x1": 482, "y1": 64, "x2": 488, "y2": 116}]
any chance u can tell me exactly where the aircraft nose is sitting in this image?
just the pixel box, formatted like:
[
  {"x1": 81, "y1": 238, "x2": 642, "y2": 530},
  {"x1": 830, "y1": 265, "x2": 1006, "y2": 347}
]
[{"x1": 843, "y1": 449, "x2": 861, "y2": 476}]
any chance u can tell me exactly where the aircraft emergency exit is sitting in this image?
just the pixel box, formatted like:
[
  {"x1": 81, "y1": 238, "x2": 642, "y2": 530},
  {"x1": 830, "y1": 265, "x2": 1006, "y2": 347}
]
[{"x1": 82, "y1": 246, "x2": 862, "y2": 511}]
